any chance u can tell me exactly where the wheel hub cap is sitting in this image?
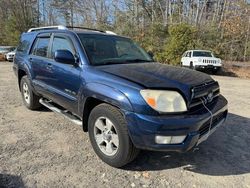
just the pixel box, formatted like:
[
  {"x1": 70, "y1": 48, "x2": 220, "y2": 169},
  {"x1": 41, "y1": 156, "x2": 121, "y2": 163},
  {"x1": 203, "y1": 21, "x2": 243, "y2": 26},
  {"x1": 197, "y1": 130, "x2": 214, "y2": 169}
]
[
  {"x1": 23, "y1": 82, "x2": 30, "y2": 104},
  {"x1": 94, "y1": 117, "x2": 119, "y2": 156}
]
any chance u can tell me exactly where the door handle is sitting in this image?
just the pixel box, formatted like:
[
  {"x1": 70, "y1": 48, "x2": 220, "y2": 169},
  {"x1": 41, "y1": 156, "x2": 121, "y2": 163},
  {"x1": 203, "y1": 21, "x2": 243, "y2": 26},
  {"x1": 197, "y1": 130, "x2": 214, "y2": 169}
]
[
  {"x1": 29, "y1": 57, "x2": 34, "y2": 63},
  {"x1": 46, "y1": 63, "x2": 53, "y2": 70}
]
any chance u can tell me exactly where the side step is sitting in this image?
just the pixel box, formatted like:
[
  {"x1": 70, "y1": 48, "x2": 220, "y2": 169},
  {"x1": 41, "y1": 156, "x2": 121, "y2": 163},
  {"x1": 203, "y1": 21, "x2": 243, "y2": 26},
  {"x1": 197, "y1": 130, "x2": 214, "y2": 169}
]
[{"x1": 39, "y1": 98, "x2": 82, "y2": 126}]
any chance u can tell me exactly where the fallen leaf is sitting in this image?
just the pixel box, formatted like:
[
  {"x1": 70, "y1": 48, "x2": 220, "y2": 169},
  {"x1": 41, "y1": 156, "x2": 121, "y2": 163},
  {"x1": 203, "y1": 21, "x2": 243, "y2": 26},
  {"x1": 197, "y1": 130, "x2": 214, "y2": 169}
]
[{"x1": 142, "y1": 171, "x2": 150, "y2": 178}]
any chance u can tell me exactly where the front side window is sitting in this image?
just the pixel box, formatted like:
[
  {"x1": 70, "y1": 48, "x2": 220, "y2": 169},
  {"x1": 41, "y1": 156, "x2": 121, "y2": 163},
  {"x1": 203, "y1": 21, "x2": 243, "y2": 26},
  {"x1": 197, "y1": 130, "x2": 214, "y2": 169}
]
[
  {"x1": 78, "y1": 34, "x2": 153, "y2": 65},
  {"x1": 32, "y1": 37, "x2": 50, "y2": 57},
  {"x1": 51, "y1": 36, "x2": 75, "y2": 58},
  {"x1": 186, "y1": 52, "x2": 191, "y2": 57}
]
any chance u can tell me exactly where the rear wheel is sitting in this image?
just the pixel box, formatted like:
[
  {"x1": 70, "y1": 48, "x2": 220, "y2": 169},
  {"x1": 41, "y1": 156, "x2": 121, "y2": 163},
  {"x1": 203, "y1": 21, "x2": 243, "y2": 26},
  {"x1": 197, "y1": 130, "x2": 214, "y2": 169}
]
[
  {"x1": 20, "y1": 76, "x2": 41, "y2": 110},
  {"x1": 88, "y1": 103, "x2": 139, "y2": 167}
]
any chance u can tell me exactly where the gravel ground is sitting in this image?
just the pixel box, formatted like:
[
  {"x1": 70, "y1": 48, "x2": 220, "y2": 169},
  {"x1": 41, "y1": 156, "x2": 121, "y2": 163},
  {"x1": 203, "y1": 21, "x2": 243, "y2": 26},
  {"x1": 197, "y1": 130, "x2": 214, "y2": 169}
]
[{"x1": 0, "y1": 61, "x2": 250, "y2": 188}]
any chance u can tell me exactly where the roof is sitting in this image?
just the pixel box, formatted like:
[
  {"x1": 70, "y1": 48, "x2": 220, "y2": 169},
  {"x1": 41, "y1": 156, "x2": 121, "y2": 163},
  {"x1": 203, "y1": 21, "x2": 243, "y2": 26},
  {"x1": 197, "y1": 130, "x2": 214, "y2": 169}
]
[{"x1": 189, "y1": 50, "x2": 212, "y2": 52}]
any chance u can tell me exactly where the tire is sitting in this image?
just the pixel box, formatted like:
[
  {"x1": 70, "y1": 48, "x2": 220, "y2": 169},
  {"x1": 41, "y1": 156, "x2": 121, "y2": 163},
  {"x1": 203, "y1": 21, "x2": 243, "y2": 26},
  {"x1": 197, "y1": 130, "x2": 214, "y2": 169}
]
[
  {"x1": 190, "y1": 62, "x2": 195, "y2": 70},
  {"x1": 20, "y1": 76, "x2": 41, "y2": 110},
  {"x1": 212, "y1": 67, "x2": 221, "y2": 75},
  {"x1": 88, "y1": 103, "x2": 139, "y2": 167}
]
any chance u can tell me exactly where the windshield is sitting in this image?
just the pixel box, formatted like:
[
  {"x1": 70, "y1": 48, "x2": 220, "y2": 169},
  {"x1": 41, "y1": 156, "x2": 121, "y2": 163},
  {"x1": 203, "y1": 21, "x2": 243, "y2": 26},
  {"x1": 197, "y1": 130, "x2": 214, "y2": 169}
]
[
  {"x1": 193, "y1": 51, "x2": 213, "y2": 57},
  {"x1": 0, "y1": 47, "x2": 15, "y2": 52},
  {"x1": 78, "y1": 34, "x2": 153, "y2": 65}
]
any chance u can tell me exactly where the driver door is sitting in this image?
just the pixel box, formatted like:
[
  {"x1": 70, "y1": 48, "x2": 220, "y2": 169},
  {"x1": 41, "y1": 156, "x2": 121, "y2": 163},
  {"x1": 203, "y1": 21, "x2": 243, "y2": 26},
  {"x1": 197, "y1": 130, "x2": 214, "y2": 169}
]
[{"x1": 45, "y1": 33, "x2": 82, "y2": 113}]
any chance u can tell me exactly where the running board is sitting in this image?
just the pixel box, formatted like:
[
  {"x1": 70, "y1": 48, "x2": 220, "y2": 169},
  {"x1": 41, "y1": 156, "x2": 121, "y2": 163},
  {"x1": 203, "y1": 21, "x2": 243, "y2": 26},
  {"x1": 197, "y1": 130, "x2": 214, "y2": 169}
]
[{"x1": 39, "y1": 98, "x2": 82, "y2": 126}]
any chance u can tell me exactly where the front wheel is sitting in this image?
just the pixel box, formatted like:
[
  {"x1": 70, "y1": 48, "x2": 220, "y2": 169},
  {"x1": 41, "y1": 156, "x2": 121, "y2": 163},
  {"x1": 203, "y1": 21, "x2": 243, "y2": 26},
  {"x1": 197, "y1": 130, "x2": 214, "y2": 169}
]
[
  {"x1": 20, "y1": 76, "x2": 41, "y2": 110},
  {"x1": 190, "y1": 62, "x2": 195, "y2": 70},
  {"x1": 212, "y1": 67, "x2": 221, "y2": 75},
  {"x1": 88, "y1": 103, "x2": 139, "y2": 167}
]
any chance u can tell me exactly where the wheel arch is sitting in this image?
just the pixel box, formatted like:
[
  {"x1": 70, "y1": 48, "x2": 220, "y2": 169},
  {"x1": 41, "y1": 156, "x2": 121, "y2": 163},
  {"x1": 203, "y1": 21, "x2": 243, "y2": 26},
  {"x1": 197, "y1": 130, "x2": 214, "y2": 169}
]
[
  {"x1": 18, "y1": 69, "x2": 28, "y2": 91},
  {"x1": 80, "y1": 83, "x2": 134, "y2": 132}
]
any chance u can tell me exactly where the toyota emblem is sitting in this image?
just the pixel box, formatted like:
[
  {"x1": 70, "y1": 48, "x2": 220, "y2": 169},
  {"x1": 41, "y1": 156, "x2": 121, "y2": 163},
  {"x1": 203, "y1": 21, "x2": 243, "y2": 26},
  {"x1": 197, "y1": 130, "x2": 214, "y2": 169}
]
[{"x1": 207, "y1": 92, "x2": 214, "y2": 103}]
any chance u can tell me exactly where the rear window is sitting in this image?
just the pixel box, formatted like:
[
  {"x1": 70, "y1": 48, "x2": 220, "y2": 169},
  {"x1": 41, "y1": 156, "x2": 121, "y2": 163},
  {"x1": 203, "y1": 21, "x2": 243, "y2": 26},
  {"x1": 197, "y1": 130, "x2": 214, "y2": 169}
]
[{"x1": 31, "y1": 37, "x2": 50, "y2": 57}]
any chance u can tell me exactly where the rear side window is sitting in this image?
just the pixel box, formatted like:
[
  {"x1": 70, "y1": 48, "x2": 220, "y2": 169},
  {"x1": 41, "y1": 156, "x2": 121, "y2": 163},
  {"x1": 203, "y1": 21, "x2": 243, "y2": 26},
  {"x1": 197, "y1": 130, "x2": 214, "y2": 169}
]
[
  {"x1": 51, "y1": 36, "x2": 75, "y2": 58},
  {"x1": 17, "y1": 34, "x2": 34, "y2": 53},
  {"x1": 32, "y1": 37, "x2": 50, "y2": 57}
]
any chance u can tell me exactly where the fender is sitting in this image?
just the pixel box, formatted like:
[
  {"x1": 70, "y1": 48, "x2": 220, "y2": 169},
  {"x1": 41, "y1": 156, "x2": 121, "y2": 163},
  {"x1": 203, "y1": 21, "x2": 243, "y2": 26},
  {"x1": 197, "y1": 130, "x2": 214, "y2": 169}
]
[
  {"x1": 16, "y1": 53, "x2": 34, "y2": 79},
  {"x1": 79, "y1": 82, "x2": 134, "y2": 114},
  {"x1": 17, "y1": 57, "x2": 36, "y2": 92}
]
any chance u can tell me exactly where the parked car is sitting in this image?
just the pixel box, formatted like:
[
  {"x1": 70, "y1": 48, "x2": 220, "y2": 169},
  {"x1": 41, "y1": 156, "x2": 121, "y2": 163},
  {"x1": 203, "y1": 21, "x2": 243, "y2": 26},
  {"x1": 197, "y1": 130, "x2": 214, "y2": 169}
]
[
  {"x1": 0, "y1": 46, "x2": 15, "y2": 61},
  {"x1": 181, "y1": 50, "x2": 222, "y2": 73},
  {"x1": 13, "y1": 26, "x2": 228, "y2": 167},
  {"x1": 5, "y1": 49, "x2": 16, "y2": 62},
  {"x1": 0, "y1": 46, "x2": 15, "y2": 54}
]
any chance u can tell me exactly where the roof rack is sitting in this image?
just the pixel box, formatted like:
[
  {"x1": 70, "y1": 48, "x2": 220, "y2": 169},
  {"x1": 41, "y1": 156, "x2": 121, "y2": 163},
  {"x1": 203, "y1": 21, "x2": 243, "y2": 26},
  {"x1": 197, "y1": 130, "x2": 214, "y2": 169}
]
[
  {"x1": 105, "y1": 31, "x2": 117, "y2": 35},
  {"x1": 27, "y1": 25, "x2": 67, "y2": 32},
  {"x1": 66, "y1": 26, "x2": 105, "y2": 33},
  {"x1": 66, "y1": 26, "x2": 117, "y2": 35},
  {"x1": 27, "y1": 25, "x2": 117, "y2": 35}
]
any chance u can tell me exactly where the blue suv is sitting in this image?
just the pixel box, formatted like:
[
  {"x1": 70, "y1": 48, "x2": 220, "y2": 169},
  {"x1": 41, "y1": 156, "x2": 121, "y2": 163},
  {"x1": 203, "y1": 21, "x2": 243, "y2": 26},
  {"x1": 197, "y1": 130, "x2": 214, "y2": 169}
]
[{"x1": 13, "y1": 26, "x2": 228, "y2": 167}]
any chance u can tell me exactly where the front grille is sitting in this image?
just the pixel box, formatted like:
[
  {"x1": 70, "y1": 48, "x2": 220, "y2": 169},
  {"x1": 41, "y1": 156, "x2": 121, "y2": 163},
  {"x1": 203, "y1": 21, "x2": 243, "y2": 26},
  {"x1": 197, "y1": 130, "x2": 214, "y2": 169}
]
[
  {"x1": 203, "y1": 59, "x2": 217, "y2": 64},
  {"x1": 198, "y1": 111, "x2": 227, "y2": 138},
  {"x1": 189, "y1": 81, "x2": 220, "y2": 110}
]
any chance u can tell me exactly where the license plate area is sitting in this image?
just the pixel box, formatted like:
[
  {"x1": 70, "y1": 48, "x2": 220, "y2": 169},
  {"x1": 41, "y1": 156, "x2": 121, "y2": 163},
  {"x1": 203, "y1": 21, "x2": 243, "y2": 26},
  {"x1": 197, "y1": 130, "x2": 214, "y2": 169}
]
[
  {"x1": 196, "y1": 118, "x2": 225, "y2": 145},
  {"x1": 207, "y1": 65, "x2": 214, "y2": 68}
]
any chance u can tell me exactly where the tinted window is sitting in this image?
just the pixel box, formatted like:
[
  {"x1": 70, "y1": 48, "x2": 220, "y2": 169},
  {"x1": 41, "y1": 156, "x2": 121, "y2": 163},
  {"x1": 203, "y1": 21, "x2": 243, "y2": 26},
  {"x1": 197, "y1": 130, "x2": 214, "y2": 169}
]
[
  {"x1": 17, "y1": 42, "x2": 29, "y2": 52},
  {"x1": 193, "y1": 51, "x2": 213, "y2": 57},
  {"x1": 78, "y1": 34, "x2": 153, "y2": 65},
  {"x1": 32, "y1": 37, "x2": 50, "y2": 57},
  {"x1": 51, "y1": 37, "x2": 75, "y2": 58},
  {"x1": 17, "y1": 34, "x2": 35, "y2": 54}
]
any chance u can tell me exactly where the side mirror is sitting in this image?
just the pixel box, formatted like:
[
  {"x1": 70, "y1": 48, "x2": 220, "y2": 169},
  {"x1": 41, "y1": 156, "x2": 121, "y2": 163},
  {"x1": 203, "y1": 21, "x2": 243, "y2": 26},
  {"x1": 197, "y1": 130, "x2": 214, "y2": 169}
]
[
  {"x1": 147, "y1": 51, "x2": 154, "y2": 58},
  {"x1": 54, "y1": 50, "x2": 76, "y2": 65}
]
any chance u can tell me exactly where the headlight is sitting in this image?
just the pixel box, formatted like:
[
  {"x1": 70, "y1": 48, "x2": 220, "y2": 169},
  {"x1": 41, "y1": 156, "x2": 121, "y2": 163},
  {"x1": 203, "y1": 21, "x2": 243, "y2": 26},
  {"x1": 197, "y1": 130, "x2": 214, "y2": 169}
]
[
  {"x1": 198, "y1": 58, "x2": 202, "y2": 62},
  {"x1": 140, "y1": 90, "x2": 187, "y2": 112}
]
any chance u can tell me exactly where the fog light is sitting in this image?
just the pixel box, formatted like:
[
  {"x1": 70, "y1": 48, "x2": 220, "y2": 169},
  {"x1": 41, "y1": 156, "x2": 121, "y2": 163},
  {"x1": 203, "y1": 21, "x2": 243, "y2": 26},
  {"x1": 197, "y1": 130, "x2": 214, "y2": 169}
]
[
  {"x1": 155, "y1": 135, "x2": 186, "y2": 144},
  {"x1": 170, "y1": 136, "x2": 186, "y2": 144},
  {"x1": 155, "y1": 136, "x2": 172, "y2": 144}
]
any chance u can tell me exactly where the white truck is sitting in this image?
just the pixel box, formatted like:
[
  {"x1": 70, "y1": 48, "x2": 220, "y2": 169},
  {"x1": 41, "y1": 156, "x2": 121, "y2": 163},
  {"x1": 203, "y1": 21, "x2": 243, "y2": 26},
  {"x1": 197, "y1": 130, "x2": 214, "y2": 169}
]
[{"x1": 181, "y1": 50, "x2": 222, "y2": 73}]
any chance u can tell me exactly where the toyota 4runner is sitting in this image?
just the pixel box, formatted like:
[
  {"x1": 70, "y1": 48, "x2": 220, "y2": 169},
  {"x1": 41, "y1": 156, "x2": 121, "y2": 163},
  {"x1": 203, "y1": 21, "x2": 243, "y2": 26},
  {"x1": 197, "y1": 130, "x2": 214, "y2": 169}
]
[{"x1": 13, "y1": 26, "x2": 228, "y2": 167}]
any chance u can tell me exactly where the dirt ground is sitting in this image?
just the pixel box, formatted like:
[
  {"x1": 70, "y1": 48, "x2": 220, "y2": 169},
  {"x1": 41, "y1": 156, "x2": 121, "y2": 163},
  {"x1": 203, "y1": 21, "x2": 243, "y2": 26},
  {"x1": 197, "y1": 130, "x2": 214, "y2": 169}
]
[
  {"x1": 0, "y1": 61, "x2": 250, "y2": 188},
  {"x1": 222, "y1": 61, "x2": 250, "y2": 79}
]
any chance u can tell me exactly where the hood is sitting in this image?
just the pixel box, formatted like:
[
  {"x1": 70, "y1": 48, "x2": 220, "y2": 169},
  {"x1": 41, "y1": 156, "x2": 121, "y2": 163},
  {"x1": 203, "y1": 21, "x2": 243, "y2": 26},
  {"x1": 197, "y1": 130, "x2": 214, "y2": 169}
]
[
  {"x1": 96, "y1": 62, "x2": 213, "y2": 89},
  {"x1": 7, "y1": 51, "x2": 15, "y2": 55}
]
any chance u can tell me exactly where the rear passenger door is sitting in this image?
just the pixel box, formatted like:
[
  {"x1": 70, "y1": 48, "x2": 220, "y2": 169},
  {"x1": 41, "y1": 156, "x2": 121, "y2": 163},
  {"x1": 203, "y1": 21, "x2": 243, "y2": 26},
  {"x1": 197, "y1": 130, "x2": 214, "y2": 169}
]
[
  {"x1": 29, "y1": 33, "x2": 52, "y2": 96},
  {"x1": 45, "y1": 33, "x2": 82, "y2": 113}
]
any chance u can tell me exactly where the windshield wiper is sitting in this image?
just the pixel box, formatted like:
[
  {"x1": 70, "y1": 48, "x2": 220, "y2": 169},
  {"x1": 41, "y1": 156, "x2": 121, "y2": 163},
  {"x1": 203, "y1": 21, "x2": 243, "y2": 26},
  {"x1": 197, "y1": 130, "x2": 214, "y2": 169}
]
[
  {"x1": 95, "y1": 61, "x2": 123, "y2": 66},
  {"x1": 95, "y1": 59, "x2": 153, "y2": 66},
  {"x1": 125, "y1": 59, "x2": 153, "y2": 63}
]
